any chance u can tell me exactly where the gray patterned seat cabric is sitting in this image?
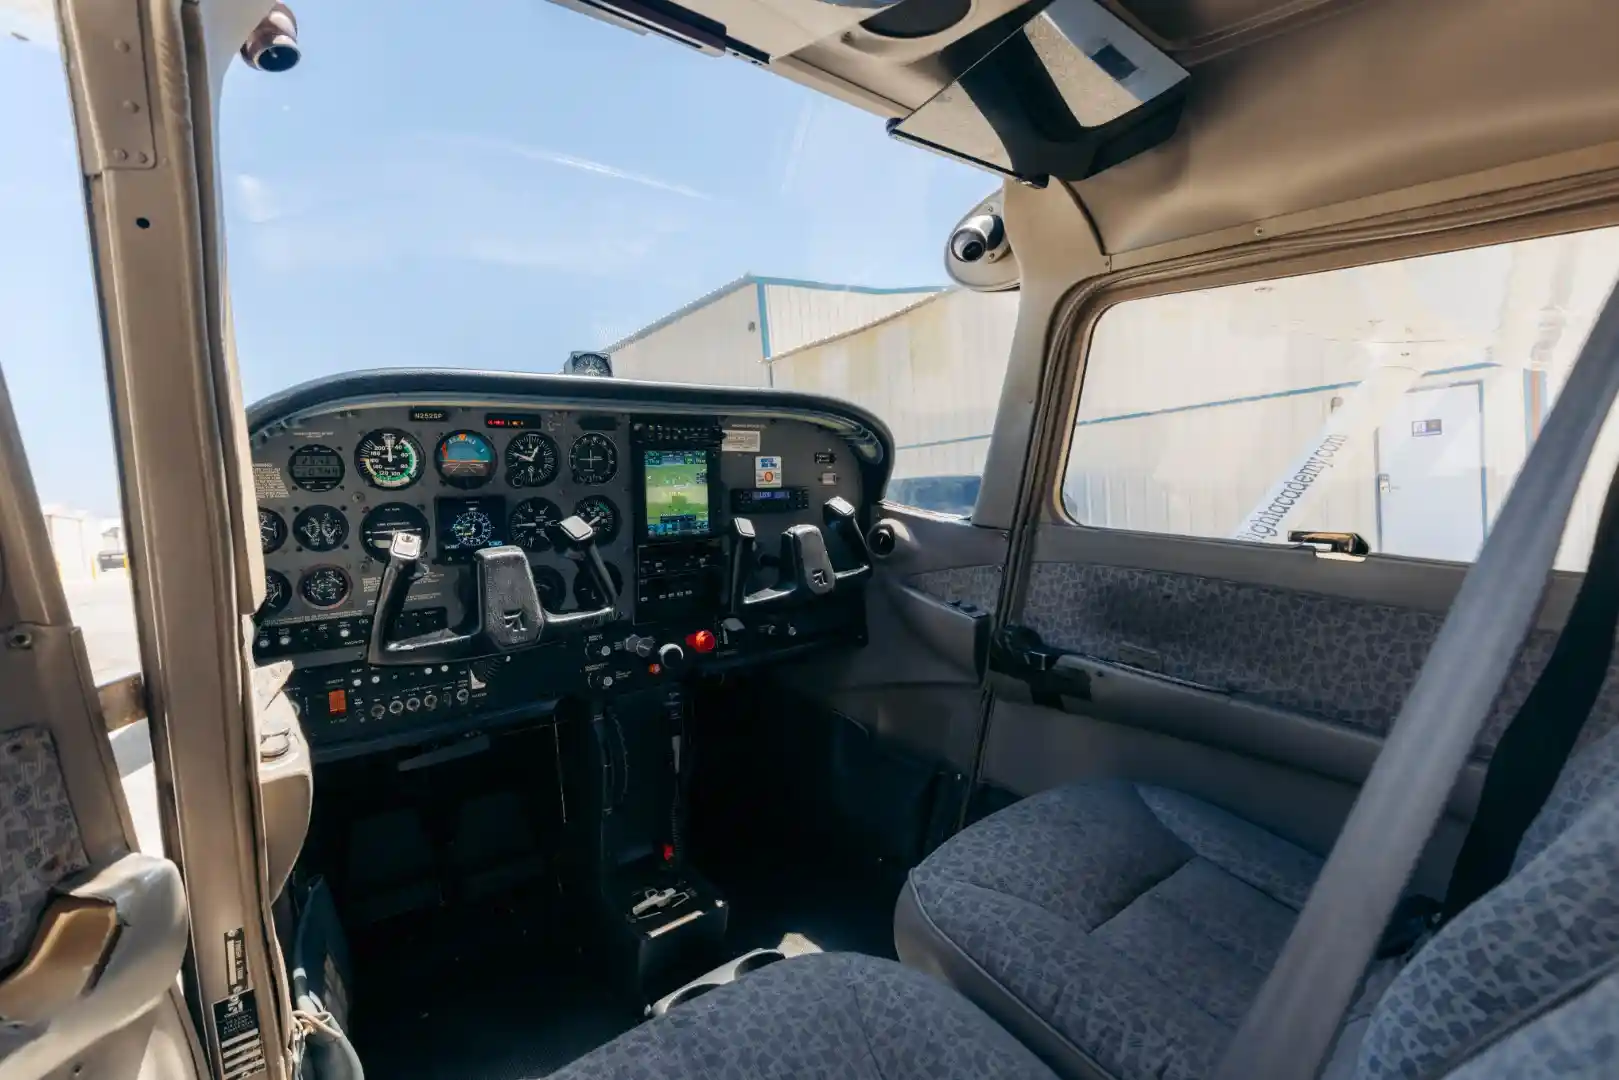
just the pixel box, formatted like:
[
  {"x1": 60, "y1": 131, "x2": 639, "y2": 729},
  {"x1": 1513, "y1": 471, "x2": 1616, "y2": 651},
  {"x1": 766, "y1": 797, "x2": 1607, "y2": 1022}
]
[
  {"x1": 545, "y1": 951, "x2": 1061, "y2": 1080},
  {"x1": 895, "y1": 726, "x2": 1619, "y2": 1080}
]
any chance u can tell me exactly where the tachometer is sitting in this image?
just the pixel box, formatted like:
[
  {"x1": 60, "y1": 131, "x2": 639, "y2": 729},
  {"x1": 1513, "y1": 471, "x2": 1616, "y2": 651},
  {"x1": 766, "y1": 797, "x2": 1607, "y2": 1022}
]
[
  {"x1": 289, "y1": 445, "x2": 344, "y2": 492},
  {"x1": 259, "y1": 570, "x2": 291, "y2": 618},
  {"x1": 573, "y1": 495, "x2": 620, "y2": 543},
  {"x1": 259, "y1": 508, "x2": 287, "y2": 554},
  {"x1": 573, "y1": 562, "x2": 624, "y2": 609},
  {"x1": 504, "y1": 432, "x2": 559, "y2": 488},
  {"x1": 509, "y1": 497, "x2": 563, "y2": 552},
  {"x1": 361, "y1": 503, "x2": 430, "y2": 561},
  {"x1": 292, "y1": 505, "x2": 348, "y2": 552},
  {"x1": 299, "y1": 566, "x2": 351, "y2": 609},
  {"x1": 569, "y1": 433, "x2": 618, "y2": 484},
  {"x1": 436, "y1": 431, "x2": 497, "y2": 489},
  {"x1": 355, "y1": 429, "x2": 424, "y2": 490}
]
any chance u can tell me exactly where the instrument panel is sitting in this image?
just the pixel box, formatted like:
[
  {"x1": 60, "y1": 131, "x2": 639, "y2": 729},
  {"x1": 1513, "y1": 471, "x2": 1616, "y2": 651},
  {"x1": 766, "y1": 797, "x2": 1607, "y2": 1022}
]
[{"x1": 248, "y1": 374, "x2": 890, "y2": 760}]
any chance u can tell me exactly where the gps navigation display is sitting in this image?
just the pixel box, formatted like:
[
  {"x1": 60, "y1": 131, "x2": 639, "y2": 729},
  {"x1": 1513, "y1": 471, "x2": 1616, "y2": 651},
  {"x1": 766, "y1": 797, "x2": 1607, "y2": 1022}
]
[{"x1": 643, "y1": 450, "x2": 712, "y2": 539}]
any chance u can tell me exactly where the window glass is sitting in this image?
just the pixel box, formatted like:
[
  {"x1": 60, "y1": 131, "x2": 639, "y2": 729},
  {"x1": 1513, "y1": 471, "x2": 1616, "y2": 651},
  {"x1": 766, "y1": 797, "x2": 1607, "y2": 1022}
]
[
  {"x1": 215, "y1": 3, "x2": 1018, "y2": 517},
  {"x1": 1063, "y1": 228, "x2": 1619, "y2": 568},
  {"x1": 1, "y1": 21, "x2": 139, "y2": 683}
]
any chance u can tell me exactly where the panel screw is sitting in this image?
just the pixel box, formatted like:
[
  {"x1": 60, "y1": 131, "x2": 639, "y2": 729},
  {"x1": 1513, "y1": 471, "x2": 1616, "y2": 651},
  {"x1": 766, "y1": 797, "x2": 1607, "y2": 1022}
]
[
  {"x1": 136, "y1": 151, "x2": 150, "y2": 165},
  {"x1": 114, "y1": 39, "x2": 131, "y2": 52},
  {"x1": 112, "y1": 149, "x2": 128, "y2": 161},
  {"x1": 7, "y1": 631, "x2": 33, "y2": 650},
  {"x1": 122, "y1": 100, "x2": 140, "y2": 113}
]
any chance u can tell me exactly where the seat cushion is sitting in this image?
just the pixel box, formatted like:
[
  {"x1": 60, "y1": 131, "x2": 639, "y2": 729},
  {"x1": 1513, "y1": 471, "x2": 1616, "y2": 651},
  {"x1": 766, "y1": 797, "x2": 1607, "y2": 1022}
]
[
  {"x1": 896, "y1": 780, "x2": 1324, "y2": 1080},
  {"x1": 548, "y1": 951, "x2": 1059, "y2": 1080}
]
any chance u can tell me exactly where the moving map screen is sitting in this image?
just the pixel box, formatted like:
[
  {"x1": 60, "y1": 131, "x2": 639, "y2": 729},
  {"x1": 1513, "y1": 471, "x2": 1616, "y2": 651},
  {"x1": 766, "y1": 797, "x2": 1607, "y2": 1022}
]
[{"x1": 643, "y1": 450, "x2": 713, "y2": 539}]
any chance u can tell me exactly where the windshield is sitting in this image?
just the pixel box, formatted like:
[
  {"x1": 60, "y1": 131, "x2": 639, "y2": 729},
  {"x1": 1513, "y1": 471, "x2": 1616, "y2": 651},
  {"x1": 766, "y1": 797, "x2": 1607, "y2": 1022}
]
[{"x1": 218, "y1": 2, "x2": 1007, "y2": 509}]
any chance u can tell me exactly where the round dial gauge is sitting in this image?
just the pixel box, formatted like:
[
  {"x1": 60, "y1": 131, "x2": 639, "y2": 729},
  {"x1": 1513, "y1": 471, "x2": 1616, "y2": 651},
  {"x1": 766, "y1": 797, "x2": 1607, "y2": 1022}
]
[
  {"x1": 436, "y1": 431, "x2": 497, "y2": 489},
  {"x1": 299, "y1": 566, "x2": 350, "y2": 609},
  {"x1": 504, "y1": 432, "x2": 559, "y2": 488},
  {"x1": 509, "y1": 497, "x2": 563, "y2": 553},
  {"x1": 259, "y1": 508, "x2": 287, "y2": 554},
  {"x1": 531, "y1": 566, "x2": 567, "y2": 611},
  {"x1": 259, "y1": 570, "x2": 292, "y2": 618},
  {"x1": 569, "y1": 433, "x2": 618, "y2": 484},
  {"x1": 573, "y1": 495, "x2": 620, "y2": 544},
  {"x1": 355, "y1": 429, "x2": 424, "y2": 490},
  {"x1": 361, "y1": 503, "x2": 430, "y2": 561},
  {"x1": 288, "y1": 445, "x2": 344, "y2": 492},
  {"x1": 449, "y1": 506, "x2": 495, "y2": 549},
  {"x1": 292, "y1": 505, "x2": 347, "y2": 552},
  {"x1": 573, "y1": 562, "x2": 624, "y2": 610}
]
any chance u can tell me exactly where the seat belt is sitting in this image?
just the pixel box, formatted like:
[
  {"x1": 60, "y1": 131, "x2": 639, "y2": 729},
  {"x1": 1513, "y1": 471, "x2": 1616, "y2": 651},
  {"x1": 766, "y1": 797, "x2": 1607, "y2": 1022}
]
[{"x1": 1439, "y1": 448, "x2": 1619, "y2": 922}]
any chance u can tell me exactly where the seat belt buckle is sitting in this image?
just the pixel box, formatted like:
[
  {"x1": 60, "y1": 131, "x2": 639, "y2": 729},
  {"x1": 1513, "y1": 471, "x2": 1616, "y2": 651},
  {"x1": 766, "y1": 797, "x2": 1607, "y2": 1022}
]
[{"x1": 1376, "y1": 895, "x2": 1443, "y2": 958}]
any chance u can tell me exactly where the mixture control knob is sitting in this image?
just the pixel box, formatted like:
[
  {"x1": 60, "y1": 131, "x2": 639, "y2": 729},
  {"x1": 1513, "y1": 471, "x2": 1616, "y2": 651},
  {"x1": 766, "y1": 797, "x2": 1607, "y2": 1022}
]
[
  {"x1": 623, "y1": 634, "x2": 656, "y2": 658},
  {"x1": 657, "y1": 642, "x2": 687, "y2": 675}
]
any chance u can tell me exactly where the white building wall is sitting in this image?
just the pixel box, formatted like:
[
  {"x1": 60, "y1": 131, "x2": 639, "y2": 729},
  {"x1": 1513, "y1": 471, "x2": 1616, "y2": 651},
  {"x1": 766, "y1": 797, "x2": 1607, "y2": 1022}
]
[
  {"x1": 608, "y1": 284, "x2": 769, "y2": 388},
  {"x1": 43, "y1": 506, "x2": 98, "y2": 582},
  {"x1": 768, "y1": 289, "x2": 1019, "y2": 480},
  {"x1": 760, "y1": 283, "x2": 943, "y2": 357}
]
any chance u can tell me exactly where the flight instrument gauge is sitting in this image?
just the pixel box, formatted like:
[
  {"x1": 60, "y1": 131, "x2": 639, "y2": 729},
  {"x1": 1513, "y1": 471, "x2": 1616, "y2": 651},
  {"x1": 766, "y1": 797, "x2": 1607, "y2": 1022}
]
[
  {"x1": 292, "y1": 505, "x2": 348, "y2": 552},
  {"x1": 288, "y1": 445, "x2": 344, "y2": 492},
  {"x1": 300, "y1": 566, "x2": 351, "y2": 609},
  {"x1": 509, "y1": 497, "x2": 563, "y2": 552},
  {"x1": 361, "y1": 503, "x2": 430, "y2": 561},
  {"x1": 436, "y1": 431, "x2": 497, "y2": 488},
  {"x1": 532, "y1": 566, "x2": 567, "y2": 611},
  {"x1": 355, "y1": 429, "x2": 424, "y2": 490},
  {"x1": 259, "y1": 570, "x2": 291, "y2": 618},
  {"x1": 259, "y1": 508, "x2": 287, "y2": 554},
  {"x1": 450, "y1": 506, "x2": 495, "y2": 549},
  {"x1": 573, "y1": 495, "x2": 620, "y2": 543},
  {"x1": 504, "y1": 432, "x2": 559, "y2": 488},
  {"x1": 573, "y1": 563, "x2": 624, "y2": 610},
  {"x1": 569, "y1": 433, "x2": 618, "y2": 484}
]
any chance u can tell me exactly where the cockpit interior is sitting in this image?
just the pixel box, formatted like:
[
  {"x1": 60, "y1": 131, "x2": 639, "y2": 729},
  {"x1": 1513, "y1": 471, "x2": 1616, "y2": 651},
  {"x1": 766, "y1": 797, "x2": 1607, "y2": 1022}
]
[{"x1": 9, "y1": 0, "x2": 1619, "y2": 1079}]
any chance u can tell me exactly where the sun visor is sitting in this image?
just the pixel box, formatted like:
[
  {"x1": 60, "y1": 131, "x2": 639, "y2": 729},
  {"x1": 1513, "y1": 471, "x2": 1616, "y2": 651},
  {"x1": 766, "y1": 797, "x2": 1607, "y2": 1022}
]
[{"x1": 890, "y1": 0, "x2": 1188, "y2": 185}]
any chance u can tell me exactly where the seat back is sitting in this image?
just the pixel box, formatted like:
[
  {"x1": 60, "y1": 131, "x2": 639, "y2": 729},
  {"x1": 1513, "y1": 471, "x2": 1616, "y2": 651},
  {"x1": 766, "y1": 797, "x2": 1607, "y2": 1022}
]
[{"x1": 1353, "y1": 725, "x2": 1619, "y2": 1078}]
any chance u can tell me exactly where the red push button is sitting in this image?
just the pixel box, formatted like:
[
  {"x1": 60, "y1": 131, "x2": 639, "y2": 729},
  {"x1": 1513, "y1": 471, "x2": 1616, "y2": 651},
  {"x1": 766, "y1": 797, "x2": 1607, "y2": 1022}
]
[
  {"x1": 327, "y1": 689, "x2": 347, "y2": 716},
  {"x1": 686, "y1": 629, "x2": 717, "y2": 654}
]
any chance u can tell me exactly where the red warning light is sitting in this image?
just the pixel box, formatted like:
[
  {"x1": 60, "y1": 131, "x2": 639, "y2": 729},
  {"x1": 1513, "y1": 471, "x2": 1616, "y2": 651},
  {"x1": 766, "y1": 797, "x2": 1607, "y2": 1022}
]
[{"x1": 686, "y1": 630, "x2": 716, "y2": 654}]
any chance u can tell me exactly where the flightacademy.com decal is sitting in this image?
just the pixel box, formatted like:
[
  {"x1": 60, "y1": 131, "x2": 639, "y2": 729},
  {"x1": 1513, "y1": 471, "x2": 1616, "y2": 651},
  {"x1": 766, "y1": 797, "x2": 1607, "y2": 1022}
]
[{"x1": 1233, "y1": 433, "x2": 1348, "y2": 542}]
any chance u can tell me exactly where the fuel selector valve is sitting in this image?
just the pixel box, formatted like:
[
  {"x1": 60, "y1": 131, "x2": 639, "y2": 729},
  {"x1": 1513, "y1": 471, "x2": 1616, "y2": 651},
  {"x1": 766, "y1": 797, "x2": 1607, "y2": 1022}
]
[{"x1": 726, "y1": 496, "x2": 873, "y2": 616}]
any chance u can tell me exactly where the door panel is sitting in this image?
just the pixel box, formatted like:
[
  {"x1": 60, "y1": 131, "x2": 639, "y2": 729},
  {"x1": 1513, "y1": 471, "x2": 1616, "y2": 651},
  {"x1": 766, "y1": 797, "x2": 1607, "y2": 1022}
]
[{"x1": 983, "y1": 520, "x2": 1617, "y2": 881}]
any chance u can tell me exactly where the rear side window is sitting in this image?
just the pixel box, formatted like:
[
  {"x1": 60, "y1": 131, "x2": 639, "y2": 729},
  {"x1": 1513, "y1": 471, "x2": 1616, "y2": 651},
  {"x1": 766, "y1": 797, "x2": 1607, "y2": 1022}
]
[{"x1": 1063, "y1": 228, "x2": 1619, "y2": 568}]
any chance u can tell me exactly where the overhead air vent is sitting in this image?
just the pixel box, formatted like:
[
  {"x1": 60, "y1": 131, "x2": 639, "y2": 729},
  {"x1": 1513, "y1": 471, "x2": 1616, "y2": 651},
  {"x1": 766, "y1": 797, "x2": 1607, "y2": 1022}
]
[{"x1": 860, "y1": 0, "x2": 973, "y2": 39}]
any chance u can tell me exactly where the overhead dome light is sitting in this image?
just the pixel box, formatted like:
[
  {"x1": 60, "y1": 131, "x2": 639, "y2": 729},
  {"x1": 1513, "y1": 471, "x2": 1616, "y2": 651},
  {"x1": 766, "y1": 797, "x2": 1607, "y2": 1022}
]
[{"x1": 860, "y1": 0, "x2": 971, "y2": 40}]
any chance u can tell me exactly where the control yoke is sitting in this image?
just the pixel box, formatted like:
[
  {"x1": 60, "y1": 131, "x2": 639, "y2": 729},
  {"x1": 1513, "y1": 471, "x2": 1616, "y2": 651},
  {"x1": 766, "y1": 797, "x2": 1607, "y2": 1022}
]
[
  {"x1": 727, "y1": 496, "x2": 873, "y2": 615},
  {"x1": 367, "y1": 515, "x2": 619, "y2": 666}
]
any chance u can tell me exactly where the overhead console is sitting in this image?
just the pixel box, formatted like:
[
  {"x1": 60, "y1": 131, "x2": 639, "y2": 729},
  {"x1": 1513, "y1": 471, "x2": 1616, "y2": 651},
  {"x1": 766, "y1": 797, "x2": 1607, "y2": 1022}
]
[{"x1": 246, "y1": 371, "x2": 891, "y2": 760}]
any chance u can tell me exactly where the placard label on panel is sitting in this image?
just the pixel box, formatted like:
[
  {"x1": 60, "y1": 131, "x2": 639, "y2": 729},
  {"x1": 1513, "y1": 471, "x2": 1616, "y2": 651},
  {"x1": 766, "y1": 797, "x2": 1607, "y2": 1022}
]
[
  {"x1": 213, "y1": 990, "x2": 266, "y2": 1080},
  {"x1": 253, "y1": 463, "x2": 289, "y2": 500},
  {"x1": 755, "y1": 456, "x2": 782, "y2": 488},
  {"x1": 722, "y1": 429, "x2": 762, "y2": 453}
]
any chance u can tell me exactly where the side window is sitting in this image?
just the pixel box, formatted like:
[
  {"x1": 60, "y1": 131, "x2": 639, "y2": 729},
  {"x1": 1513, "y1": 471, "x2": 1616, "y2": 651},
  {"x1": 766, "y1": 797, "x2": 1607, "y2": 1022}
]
[
  {"x1": 769, "y1": 287, "x2": 1020, "y2": 517},
  {"x1": 1064, "y1": 228, "x2": 1619, "y2": 568},
  {"x1": 2, "y1": 26, "x2": 138, "y2": 683}
]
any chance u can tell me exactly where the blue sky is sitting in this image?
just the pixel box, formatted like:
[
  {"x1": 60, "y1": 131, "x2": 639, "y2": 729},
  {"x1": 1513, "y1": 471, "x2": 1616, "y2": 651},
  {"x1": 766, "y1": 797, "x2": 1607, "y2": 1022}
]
[{"x1": 1, "y1": 0, "x2": 992, "y2": 517}]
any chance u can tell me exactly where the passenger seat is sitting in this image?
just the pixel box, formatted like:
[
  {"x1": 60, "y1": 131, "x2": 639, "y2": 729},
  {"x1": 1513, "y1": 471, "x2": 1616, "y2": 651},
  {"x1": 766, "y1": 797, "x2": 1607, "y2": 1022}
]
[{"x1": 894, "y1": 724, "x2": 1619, "y2": 1080}]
